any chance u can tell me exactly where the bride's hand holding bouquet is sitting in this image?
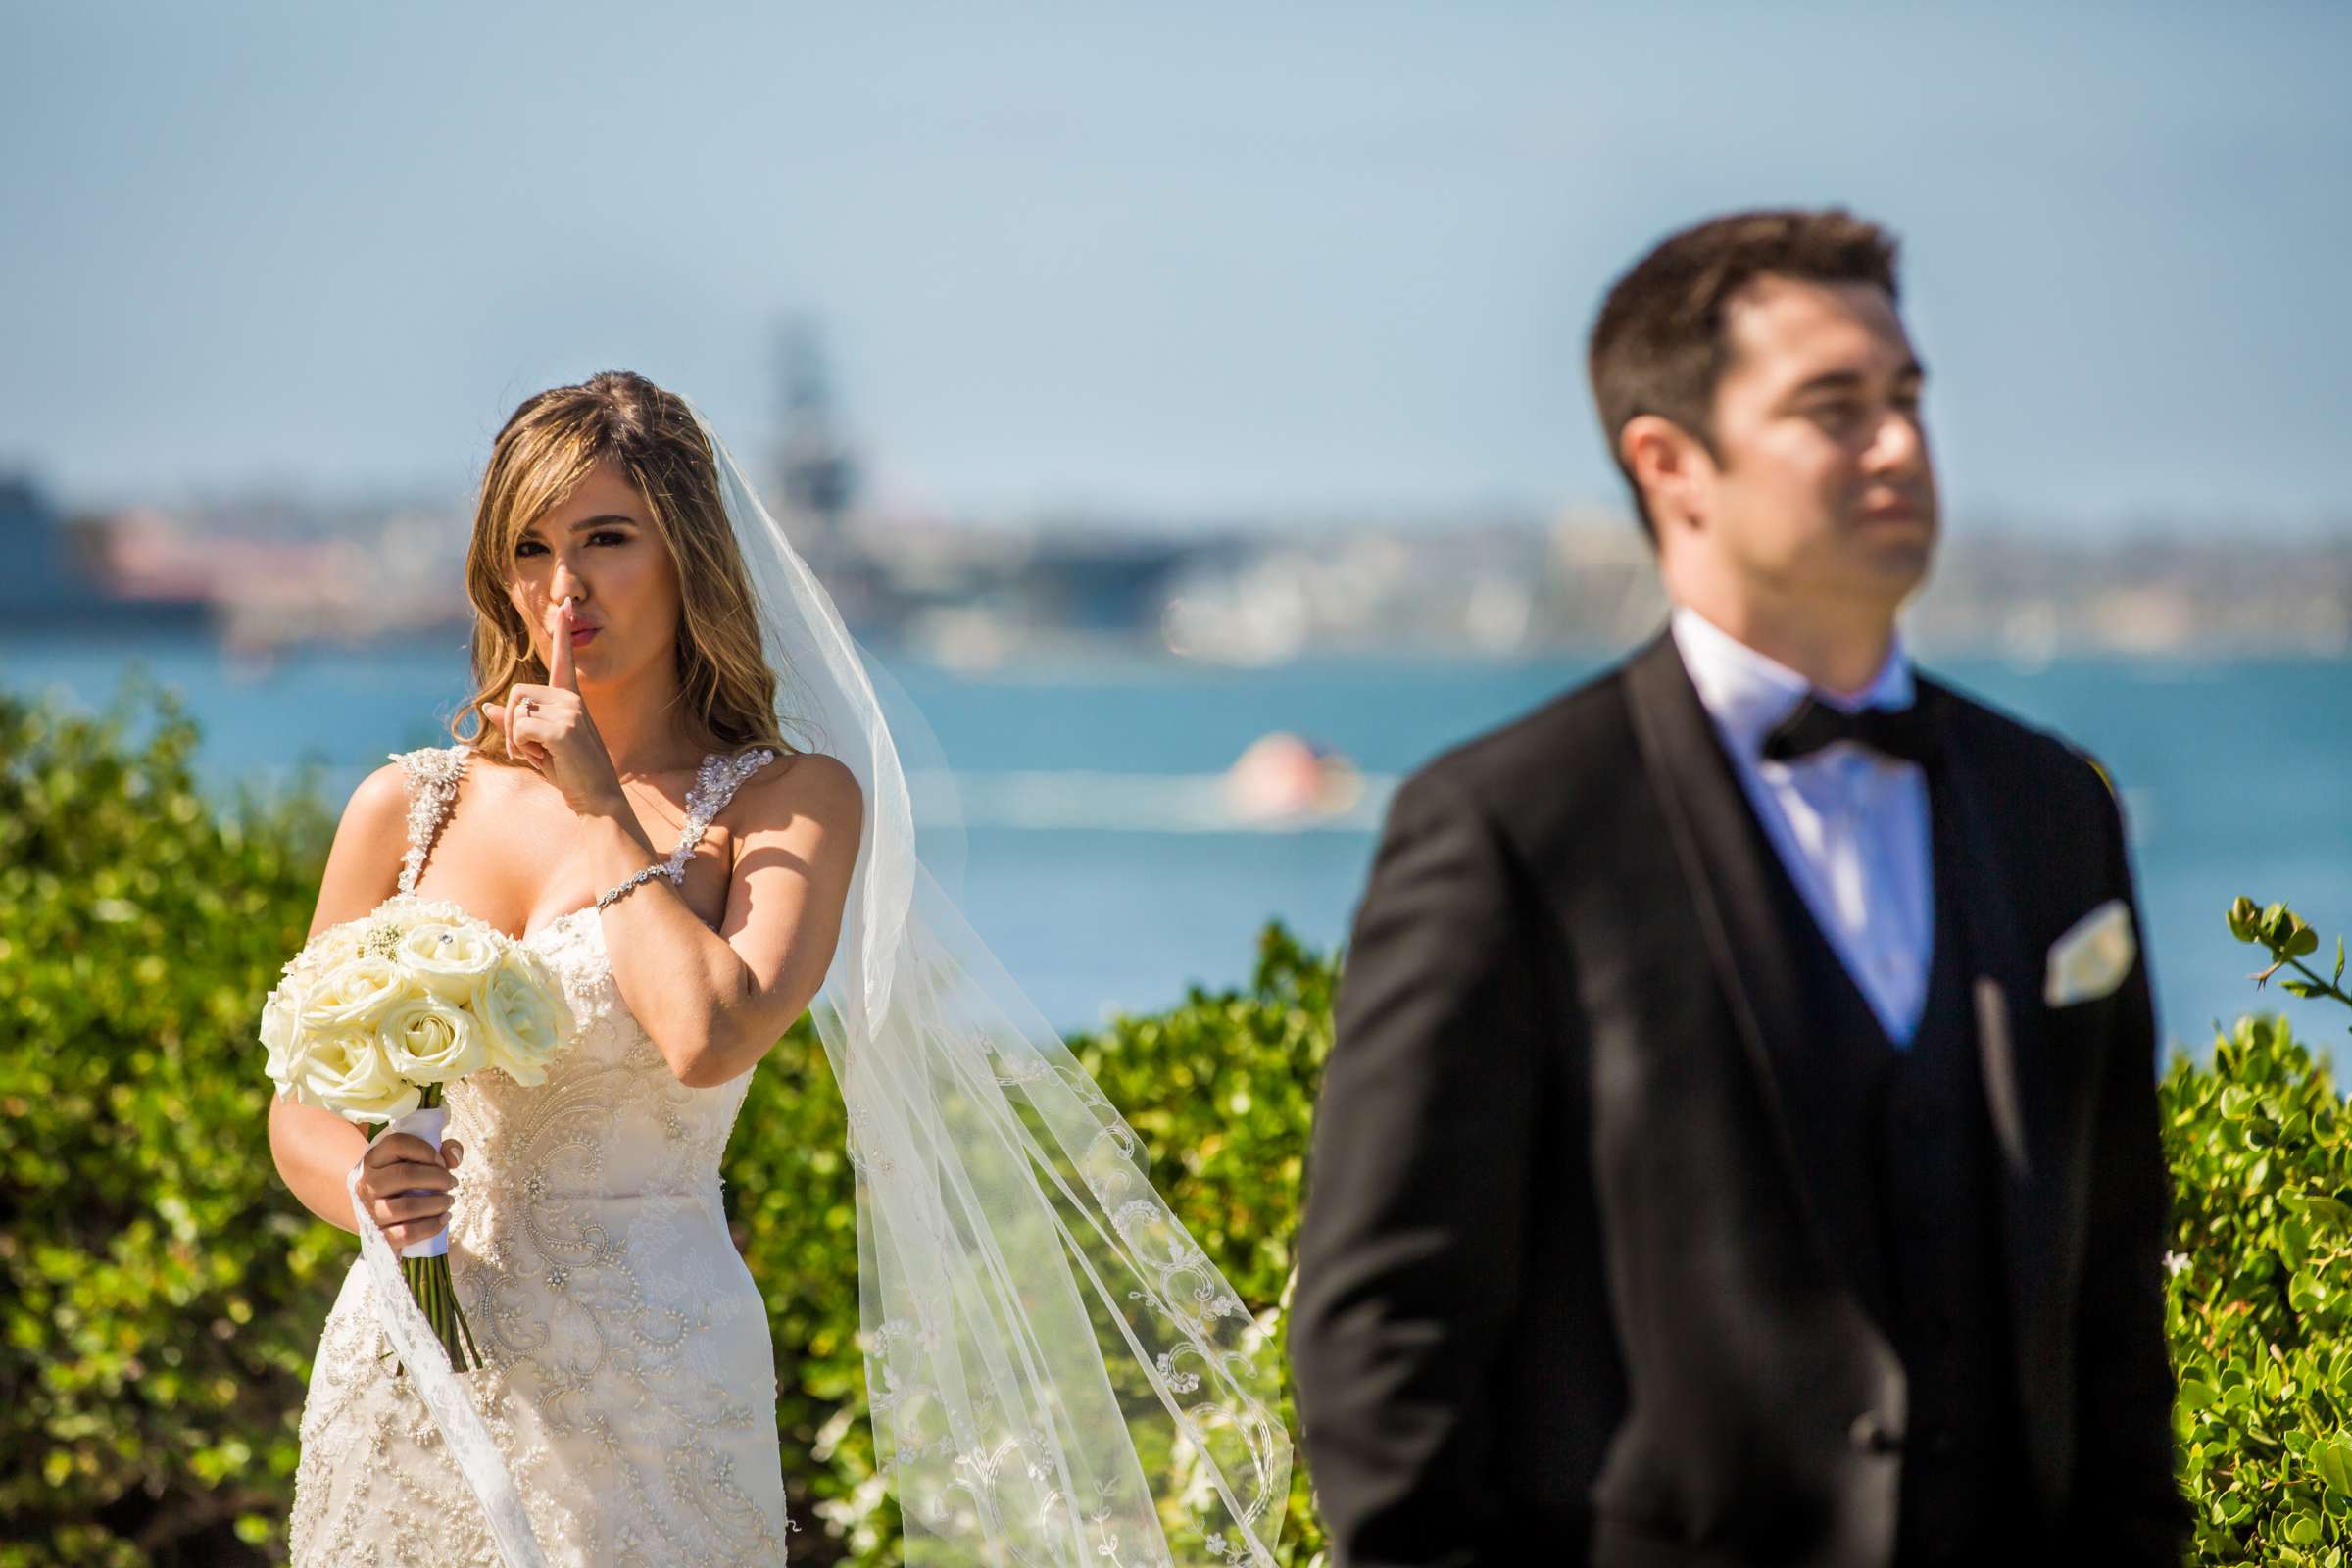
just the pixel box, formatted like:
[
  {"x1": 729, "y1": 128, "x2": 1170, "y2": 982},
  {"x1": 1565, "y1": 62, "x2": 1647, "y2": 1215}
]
[{"x1": 262, "y1": 897, "x2": 573, "y2": 1372}]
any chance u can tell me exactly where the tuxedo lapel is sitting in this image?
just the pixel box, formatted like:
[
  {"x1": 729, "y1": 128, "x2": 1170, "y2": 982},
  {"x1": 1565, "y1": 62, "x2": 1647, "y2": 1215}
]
[
  {"x1": 1623, "y1": 634, "x2": 1833, "y2": 1254},
  {"x1": 1919, "y1": 679, "x2": 2069, "y2": 1458}
]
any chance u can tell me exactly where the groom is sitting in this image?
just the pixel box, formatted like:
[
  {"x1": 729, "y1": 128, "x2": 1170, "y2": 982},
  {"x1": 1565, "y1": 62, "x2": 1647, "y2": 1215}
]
[{"x1": 1289, "y1": 210, "x2": 2186, "y2": 1566}]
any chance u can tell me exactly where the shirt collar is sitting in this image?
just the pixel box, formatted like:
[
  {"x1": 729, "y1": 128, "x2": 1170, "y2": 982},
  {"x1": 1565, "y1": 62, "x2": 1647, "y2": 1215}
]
[{"x1": 1669, "y1": 605, "x2": 1916, "y2": 763}]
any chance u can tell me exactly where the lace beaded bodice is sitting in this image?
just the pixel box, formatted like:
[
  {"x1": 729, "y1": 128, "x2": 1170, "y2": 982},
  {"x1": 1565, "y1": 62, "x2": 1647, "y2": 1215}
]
[{"x1": 289, "y1": 744, "x2": 794, "y2": 1567}]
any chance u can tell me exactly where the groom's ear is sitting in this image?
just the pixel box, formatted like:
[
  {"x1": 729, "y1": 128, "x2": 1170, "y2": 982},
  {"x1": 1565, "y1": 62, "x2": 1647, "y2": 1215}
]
[{"x1": 1620, "y1": 414, "x2": 1712, "y2": 541}]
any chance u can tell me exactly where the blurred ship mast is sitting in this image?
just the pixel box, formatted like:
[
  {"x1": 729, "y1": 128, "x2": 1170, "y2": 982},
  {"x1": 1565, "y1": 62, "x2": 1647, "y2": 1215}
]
[
  {"x1": 771, "y1": 318, "x2": 857, "y2": 550},
  {"x1": 768, "y1": 318, "x2": 879, "y2": 625}
]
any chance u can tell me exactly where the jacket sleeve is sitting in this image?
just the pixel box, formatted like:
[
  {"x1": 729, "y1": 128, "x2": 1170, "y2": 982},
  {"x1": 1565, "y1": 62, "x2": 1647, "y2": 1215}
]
[
  {"x1": 1290, "y1": 768, "x2": 1555, "y2": 1568},
  {"x1": 2058, "y1": 769, "x2": 2190, "y2": 1558}
]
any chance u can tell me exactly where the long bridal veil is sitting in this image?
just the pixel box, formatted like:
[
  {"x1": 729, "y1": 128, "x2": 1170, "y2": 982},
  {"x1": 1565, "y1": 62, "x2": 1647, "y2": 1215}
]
[{"x1": 699, "y1": 404, "x2": 1292, "y2": 1567}]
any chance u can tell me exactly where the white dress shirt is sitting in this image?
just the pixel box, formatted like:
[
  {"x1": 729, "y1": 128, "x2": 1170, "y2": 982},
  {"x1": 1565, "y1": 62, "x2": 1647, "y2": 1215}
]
[{"x1": 1669, "y1": 607, "x2": 1936, "y2": 1046}]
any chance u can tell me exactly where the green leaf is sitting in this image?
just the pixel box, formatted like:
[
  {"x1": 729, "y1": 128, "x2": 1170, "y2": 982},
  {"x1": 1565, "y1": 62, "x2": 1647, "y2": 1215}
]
[
  {"x1": 2315, "y1": 1437, "x2": 2352, "y2": 1498},
  {"x1": 2305, "y1": 1196, "x2": 2352, "y2": 1231}
]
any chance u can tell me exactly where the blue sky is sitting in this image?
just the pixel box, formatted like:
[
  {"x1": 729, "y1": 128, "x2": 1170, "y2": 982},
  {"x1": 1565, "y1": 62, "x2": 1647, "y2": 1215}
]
[{"x1": 3, "y1": 1, "x2": 2346, "y2": 531}]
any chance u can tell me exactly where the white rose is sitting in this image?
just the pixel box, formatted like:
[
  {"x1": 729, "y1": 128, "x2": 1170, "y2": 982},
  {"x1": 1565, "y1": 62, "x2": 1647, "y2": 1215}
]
[
  {"x1": 260, "y1": 985, "x2": 305, "y2": 1093},
  {"x1": 393, "y1": 920, "x2": 504, "y2": 1003},
  {"x1": 387, "y1": 896, "x2": 476, "y2": 928},
  {"x1": 302, "y1": 919, "x2": 372, "y2": 975},
  {"x1": 295, "y1": 955, "x2": 408, "y2": 1033},
  {"x1": 473, "y1": 955, "x2": 572, "y2": 1086},
  {"x1": 375, "y1": 992, "x2": 489, "y2": 1084},
  {"x1": 289, "y1": 1027, "x2": 420, "y2": 1125}
]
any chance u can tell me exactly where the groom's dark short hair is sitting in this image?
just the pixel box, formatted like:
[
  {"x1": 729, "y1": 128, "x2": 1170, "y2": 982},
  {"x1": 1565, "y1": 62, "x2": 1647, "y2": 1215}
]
[{"x1": 1589, "y1": 208, "x2": 1901, "y2": 539}]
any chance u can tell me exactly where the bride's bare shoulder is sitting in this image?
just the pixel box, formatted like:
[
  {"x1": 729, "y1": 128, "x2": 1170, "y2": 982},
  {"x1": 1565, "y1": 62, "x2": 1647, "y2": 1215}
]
[
  {"x1": 311, "y1": 761, "x2": 414, "y2": 931},
  {"x1": 336, "y1": 760, "x2": 411, "y2": 846},
  {"x1": 318, "y1": 747, "x2": 507, "y2": 919},
  {"x1": 732, "y1": 749, "x2": 862, "y2": 837}
]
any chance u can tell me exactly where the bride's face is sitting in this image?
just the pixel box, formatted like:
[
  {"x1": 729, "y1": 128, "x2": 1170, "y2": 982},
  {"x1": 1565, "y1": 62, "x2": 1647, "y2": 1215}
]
[{"x1": 505, "y1": 457, "x2": 683, "y2": 690}]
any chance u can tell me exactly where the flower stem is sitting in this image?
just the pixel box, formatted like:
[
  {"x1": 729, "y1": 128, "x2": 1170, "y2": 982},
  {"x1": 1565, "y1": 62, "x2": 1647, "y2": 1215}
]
[
  {"x1": 397, "y1": 1251, "x2": 481, "y2": 1374},
  {"x1": 386, "y1": 1079, "x2": 483, "y2": 1376}
]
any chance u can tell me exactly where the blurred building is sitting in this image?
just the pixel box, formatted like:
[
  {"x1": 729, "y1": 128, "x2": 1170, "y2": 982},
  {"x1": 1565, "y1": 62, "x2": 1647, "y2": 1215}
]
[
  {"x1": 0, "y1": 475, "x2": 209, "y2": 635},
  {"x1": 91, "y1": 501, "x2": 466, "y2": 655}
]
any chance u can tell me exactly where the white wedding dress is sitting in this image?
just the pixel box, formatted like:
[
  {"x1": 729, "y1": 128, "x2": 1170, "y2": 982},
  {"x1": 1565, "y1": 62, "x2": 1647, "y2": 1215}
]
[{"x1": 289, "y1": 744, "x2": 794, "y2": 1566}]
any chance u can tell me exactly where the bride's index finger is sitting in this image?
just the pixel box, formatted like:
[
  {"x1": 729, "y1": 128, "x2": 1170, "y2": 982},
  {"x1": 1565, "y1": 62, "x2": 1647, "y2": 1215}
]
[{"x1": 550, "y1": 602, "x2": 578, "y2": 691}]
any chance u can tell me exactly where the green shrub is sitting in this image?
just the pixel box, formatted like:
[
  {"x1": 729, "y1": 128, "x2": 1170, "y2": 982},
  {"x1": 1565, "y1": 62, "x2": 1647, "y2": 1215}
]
[
  {"x1": 10, "y1": 681, "x2": 2349, "y2": 1568},
  {"x1": 0, "y1": 688, "x2": 341, "y2": 1565},
  {"x1": 2165, "y1": 900, "x2": 2352, "y2": 1563}
]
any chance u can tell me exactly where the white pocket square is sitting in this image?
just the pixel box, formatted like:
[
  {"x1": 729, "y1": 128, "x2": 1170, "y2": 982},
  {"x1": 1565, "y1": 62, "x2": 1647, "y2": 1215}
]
[{"x1": 2044, "y1": 899, "x2": 2137, "y2": 1006}]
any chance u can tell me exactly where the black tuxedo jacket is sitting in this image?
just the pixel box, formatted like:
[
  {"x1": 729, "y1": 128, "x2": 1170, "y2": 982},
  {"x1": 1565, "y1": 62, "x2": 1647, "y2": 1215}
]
[{"x1": 1290, "y1": 634, "x2": 2185, "y2": 1567}]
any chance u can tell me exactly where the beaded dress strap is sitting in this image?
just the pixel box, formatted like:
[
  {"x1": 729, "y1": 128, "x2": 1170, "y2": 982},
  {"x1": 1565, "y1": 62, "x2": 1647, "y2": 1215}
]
[
  {"x1": 667, "y1": 749, "x2": 781, "y2": 874},
  {"x1": 597, "y1": 748, "x2": 781, "y2": 912},
  {"x1": 391, "y1": 745, "x2": 468, "y2": 898}
]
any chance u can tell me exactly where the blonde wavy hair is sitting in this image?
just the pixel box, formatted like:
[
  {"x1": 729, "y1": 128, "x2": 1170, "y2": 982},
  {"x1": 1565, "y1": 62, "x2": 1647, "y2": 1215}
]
[{"x1": 451, "y1": 370, "x2": 793, "y2": 766}]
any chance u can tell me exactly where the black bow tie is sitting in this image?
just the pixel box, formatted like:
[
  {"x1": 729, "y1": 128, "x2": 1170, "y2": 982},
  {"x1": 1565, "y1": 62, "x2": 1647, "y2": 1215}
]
[{"x1": 1760, "y1": 694, "x2": 1940, "y2": 766}]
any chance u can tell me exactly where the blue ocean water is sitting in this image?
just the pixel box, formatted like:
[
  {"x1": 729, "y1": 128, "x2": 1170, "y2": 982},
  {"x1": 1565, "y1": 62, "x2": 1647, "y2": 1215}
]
[{"x1": 4, "y1": 630, "x2": 2346, "y2": 1049}]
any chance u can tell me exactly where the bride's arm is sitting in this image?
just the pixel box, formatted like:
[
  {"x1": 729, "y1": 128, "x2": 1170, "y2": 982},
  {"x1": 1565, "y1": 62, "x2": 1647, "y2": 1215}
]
[
  {"x1": 268, "y1": 764, "x2": 463, "y2": 1247},
  {"x1": 578, "y1": 754, "x2": 863, "y2": 1088}
]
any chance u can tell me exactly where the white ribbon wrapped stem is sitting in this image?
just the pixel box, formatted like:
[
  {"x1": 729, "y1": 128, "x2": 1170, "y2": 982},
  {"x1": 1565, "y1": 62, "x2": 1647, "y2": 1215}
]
[
  {"x1": 384, "y1": 1102, "x2": 452, "y2": 1259},
  {"x1": 348, "y1": 1132, "x2": 545, "y2": 1566}
]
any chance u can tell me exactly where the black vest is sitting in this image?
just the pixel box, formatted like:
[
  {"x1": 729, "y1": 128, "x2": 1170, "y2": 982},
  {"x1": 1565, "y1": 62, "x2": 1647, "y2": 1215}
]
[{"x1": 1728, "y1": 771, "x2": 2030, "y2": 1566}]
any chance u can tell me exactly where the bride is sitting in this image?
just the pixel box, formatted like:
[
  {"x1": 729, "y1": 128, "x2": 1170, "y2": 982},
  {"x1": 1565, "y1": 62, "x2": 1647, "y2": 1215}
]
[{"x1": 270, "y1": 372, "x2": 1290, "y2": 1566}]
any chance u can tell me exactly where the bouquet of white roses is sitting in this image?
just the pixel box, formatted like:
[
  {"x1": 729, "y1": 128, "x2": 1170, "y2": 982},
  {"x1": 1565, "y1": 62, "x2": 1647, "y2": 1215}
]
[{"x1": 262, "y1": 895, "x2": 573, "y2": 1371}]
